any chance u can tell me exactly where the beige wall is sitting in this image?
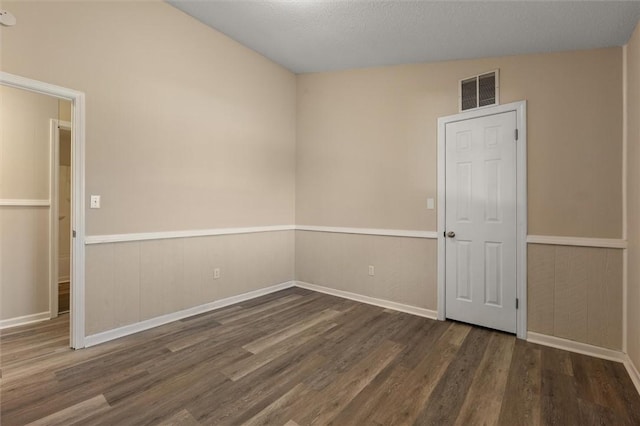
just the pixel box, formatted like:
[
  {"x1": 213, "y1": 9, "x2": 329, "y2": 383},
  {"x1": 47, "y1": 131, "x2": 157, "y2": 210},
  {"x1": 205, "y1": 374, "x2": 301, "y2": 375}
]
[
  {"x1": 1, "y1": 1, "x2": 297, "y2": 331},
  {"x1": 527, "y1": 244, "x2": 622, "y2": 350},
  {"x1": 294, "y1": 47, "x2": 625, "y2": 350},
  {"x1": 1, "y1": 1, "x2": 296, "y2": 236},
  {"x1": 1, "y1": 209, "x2": 50, "y2": 320},
  {"x1": 1, "y1": 1, "x2": 630, "y2": 352},
  {"x1": 295, "y1": 231, "x2": 437, "y2": 310},
  {"x1": 296, "y1": 48, "x2": 622, "y2": 238},
  {"x1": 58, "y1": 100, "x2": 71, "y2": 123},
  {"x1": 0, "y1": 86, "x2": 56, "y2": 200},
  {"x1": 626, "y1": 23, "x2": 640, "y2": 371},
  {"x1": 0, "y1": 86, "x2": 59, "y2": 321}
]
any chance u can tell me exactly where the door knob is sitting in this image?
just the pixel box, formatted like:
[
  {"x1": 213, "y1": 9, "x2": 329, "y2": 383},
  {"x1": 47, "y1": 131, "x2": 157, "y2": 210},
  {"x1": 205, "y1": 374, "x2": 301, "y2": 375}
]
[{"x1": 447, "y1": 231, "x2": 456, "y2": 238}]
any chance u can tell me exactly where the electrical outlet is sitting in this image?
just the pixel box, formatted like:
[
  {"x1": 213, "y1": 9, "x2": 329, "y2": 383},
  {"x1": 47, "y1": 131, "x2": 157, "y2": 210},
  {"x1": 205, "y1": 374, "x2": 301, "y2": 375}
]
[
  {"x1": 213, "y1": 268, "x2": 220, "y2": 279},
  {"x1": 368, "y1": 265, "x2": 375, "y2": 276}
]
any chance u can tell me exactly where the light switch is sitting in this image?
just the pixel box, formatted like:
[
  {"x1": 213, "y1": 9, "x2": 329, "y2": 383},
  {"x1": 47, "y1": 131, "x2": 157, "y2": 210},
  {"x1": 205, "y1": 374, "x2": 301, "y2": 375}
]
[
  {"x1": 90, "y1": 195, "x2": 101, "y2": 209},
  {"x1": 427, "y1": 198, "x2": 435, "y2": 210}
]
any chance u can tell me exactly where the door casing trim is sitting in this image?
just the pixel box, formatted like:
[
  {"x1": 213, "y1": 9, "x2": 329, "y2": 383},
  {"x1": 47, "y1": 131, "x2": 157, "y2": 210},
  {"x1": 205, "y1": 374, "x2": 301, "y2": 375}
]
[{"x1": 437, "y1": 101, "x2": 528, "y2": 339}]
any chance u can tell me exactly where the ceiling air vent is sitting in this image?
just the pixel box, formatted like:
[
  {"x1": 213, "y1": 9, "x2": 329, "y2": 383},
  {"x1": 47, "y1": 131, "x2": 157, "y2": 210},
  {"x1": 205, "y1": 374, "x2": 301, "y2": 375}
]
[{"x1": 459, "y1": 70, "x2": 499, "y2": 112}]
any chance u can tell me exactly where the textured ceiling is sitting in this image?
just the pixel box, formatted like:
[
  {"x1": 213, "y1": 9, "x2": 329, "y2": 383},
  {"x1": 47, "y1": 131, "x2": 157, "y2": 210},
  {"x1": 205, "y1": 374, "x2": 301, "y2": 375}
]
[{"x1": 167, "y1": 1, "x2": 640, "y2": 74}]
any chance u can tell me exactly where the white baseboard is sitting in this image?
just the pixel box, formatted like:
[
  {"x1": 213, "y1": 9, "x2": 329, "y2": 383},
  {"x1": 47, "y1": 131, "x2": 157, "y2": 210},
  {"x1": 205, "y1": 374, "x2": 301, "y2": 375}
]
[
  {"x1": 85, "y1": 279, "x2": 438, "y2": 348},
  {"x1": 624, "y1": 354, "x2": 640, "y2": 396},
  {"x1": 526, "y1": 332, "x2": 625, "y2": 362},
  {"x1": 294, "y1": 281, "x2": 438, "y2": 320},
  {"x1": 84, "y1": 281, "x2": 296, "y2": 347},
  {"x1": 0, "y1": 311, "x2": 51, "y2": 329}
]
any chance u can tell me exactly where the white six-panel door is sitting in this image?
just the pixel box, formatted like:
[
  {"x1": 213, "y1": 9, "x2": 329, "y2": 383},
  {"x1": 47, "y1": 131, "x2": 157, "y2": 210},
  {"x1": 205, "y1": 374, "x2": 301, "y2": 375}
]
[{"x1": 445, "y1": 111, "x2": 517, "y2": 333}]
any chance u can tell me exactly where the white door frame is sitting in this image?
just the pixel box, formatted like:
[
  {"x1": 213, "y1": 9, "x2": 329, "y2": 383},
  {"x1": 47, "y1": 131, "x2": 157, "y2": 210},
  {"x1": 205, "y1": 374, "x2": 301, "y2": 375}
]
[
  {"x1": 49, "y1": 119, "x2": 72, "y2": 319},
  {"x1": 437, "y1": 100, "x2": 528, "y2": 339},
  {"x1": 1, "y1": 72, "x2": 86, "y2": 349}
]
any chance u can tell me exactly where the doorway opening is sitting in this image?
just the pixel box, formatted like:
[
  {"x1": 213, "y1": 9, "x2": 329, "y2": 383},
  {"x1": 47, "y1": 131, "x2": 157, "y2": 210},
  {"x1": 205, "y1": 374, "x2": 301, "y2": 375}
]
[
  {"x1": 0, "y1": 72, "x2": 86, "y2": 349},
  {"x1": 436, "y1": 101, "x2": 528, "y2": 339},
  {"x1": 51, "y1": 119, "x2": 72, "y2": 316}
]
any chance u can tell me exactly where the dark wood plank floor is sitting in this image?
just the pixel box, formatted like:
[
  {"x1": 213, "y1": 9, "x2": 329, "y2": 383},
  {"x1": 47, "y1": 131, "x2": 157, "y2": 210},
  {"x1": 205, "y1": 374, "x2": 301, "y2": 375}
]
[
  {"x1": 1, "y1": 288, "x2": 639, "y2": 425},
  {"x1": 58, "y1": 281, "x2": 70, "y2": 314}
]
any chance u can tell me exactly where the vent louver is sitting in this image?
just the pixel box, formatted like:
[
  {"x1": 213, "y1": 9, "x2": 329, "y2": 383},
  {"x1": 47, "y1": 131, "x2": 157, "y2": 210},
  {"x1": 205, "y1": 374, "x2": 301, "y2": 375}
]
[{"x1": 459, "y1": 70, "x2": 499, "y2": 112}]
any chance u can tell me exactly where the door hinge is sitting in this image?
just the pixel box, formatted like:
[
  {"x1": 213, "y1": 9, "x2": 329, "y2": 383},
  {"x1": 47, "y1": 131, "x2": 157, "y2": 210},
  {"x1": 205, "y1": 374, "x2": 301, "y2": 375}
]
[
  {"x1": 72, "y1": 230, "x2": 76, "y2": 238},
  {"x1": 516, "y1": 298, "x2": 519, "y2": 309},
  {"x1": 515, "y1": 129, "x2": 519, "y2": 141},
  {"x1": 443, "y1": 231, "x2": 446, "y2": 238}
]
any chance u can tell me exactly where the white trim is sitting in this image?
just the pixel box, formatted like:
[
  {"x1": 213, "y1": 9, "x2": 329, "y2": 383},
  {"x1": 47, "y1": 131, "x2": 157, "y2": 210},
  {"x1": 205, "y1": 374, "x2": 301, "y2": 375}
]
[
  {"x1": 0, "y1": 72, "x2": 81, "y2": 100},
  {"x1": 87, "y1": 227, "x2": 629, "y2": 248},
  {"x1": 295, "y1": 225, "x2": 438, "y2": 239},
  {"x1": 526, "y1": 235, "x2": 627, "y2": 249},
  {"x1": 85, "y1": 225, "x2": 296, "y2": 245},
  {"x1": 437, "y1": 101, "x2": 528, "y2": 339},
  {"x1": 527, "y1": 332, "x2": 625, "y2": 363},
  {"x1": 516, "y1": 102, "x2": 528, "y2": 340},
  {"x1": 295, "y1": 281, "x2": 438, "y2": 320},
  {"x1": 84, "y1": 225, "x2": 440, "y2": 245},
  {"x1": 1, "y1": 71, "x2": 87, "y2": 349},
  {"x1": 624, "y1": 354, "x2": 640, "y2": 396},
  {"x1": 437, "y1": 111, "x2": 447, "y2": 322},
  {"x1": 85, "y1": 281, "x2": 296, "y2": 347},
  {"x1": 0, "y1": 199, "x2": 50, "y2": 207},
  {"x1": 0, "y1": 312, "x2": 51, "y2": 330},
  {"x1": 71, "y1": 91, "x2": 86, "y2": 349},
  {"x1": 622, "y1": 44, "x2": 629, "y2": 355}
]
